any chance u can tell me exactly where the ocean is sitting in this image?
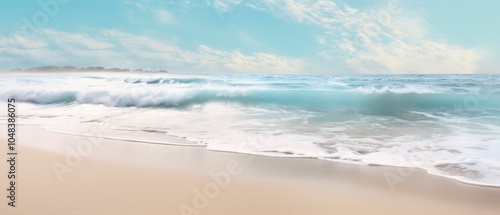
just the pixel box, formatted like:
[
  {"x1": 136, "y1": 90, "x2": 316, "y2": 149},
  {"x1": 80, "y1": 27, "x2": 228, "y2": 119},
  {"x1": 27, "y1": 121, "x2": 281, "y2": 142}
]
[{"x1": 1, "y1": 72, "x2": 499, "y2": 186}]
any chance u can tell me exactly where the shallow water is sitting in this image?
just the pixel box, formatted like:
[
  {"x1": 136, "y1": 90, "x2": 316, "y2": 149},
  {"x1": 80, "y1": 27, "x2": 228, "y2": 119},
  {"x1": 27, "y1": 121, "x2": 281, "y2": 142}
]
[{"x1": 1, "y1": 72, "x2": 499, "y2": 186}]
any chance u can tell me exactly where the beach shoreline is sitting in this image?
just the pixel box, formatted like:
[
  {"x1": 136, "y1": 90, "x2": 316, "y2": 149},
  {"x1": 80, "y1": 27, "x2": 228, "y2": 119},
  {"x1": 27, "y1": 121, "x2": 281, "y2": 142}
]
[{"x1": 1, "y1": 125, "x2": 499, "y2": 215}]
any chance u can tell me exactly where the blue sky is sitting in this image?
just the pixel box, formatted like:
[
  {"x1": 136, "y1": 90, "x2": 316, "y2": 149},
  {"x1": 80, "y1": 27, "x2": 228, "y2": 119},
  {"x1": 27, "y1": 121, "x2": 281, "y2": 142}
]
[{"x1": 0, "y1": 0, "x2": 498, "y2": 73}]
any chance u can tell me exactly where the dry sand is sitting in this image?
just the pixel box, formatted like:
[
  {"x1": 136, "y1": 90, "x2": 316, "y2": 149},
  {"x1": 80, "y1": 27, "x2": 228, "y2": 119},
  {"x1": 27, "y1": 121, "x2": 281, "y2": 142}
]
[{"x1": 1, "y1": 125, "x2": 499, "y2": 215}]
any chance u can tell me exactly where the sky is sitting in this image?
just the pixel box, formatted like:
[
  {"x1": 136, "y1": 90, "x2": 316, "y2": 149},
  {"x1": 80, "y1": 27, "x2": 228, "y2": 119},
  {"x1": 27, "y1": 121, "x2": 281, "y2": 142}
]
[{"x1": 0, "y1": 0, "x2": 499, "y2": 74}]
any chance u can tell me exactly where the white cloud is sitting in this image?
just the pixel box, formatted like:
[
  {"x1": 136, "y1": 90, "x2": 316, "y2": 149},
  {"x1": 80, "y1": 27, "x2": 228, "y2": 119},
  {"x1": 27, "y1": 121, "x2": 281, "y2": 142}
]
[
  {"x1": 154, "y1": 8, "x2": 174, "y2": 24},
  {"x1": 44, "y1": 29, "x2": 114, "y2": 50},
  {"x1": 348, "y1": 40, "x2": 481, "y2": 74},
  {"x1": 245, "y1": 3, "x2": 266, "y2": 11},
  {"x1": 124, "y1": 1, "x2": 146, "y2": 10},
  {"x1": 218, "y1": 0, "x2": 483, "y2": 74},
  {"x1": 3, "y1": 0, "x2": 485, "y2": 74},
  {"x1": 208, "y1": 0, "x2": 243, "y2": 13},
  {"x1": 125, "y1": 1, "x2": 189, "y2": 24},
  {"x1": 196, "y1": 45, "x2": 302, "y2": 73},
  {"x1": 0, "y1": 29, "x2": 304, "y2": 73},
  {"x1": 206, "y1": 0, "x2": 243, "y2": 20}
]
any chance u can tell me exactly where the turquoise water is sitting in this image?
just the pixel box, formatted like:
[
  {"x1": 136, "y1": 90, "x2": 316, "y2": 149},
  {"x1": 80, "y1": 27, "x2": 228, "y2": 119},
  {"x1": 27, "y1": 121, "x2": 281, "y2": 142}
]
[{"x1": 1, "y1": 73, "x2": 500, "y2": 186}]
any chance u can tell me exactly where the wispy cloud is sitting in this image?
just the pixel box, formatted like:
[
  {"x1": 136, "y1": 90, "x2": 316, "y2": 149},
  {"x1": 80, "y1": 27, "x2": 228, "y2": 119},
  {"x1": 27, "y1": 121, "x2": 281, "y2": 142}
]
[
  {"x1": 2, "y1": 0, "x2": 487, "y2": 74},
  {"x1": 208, "y1": 0, "x2": 243, "y2": 13},
  {"x1": 0, "y1": 29, "x2": 303, "y2": 73},
  {"x1": 153, "y1": 8, "x2": 174, "y2": 24},
  {"x1": 260, "y1": 0, "x2": 481, "y2": 73},
  {"x1": 125, "y1": 0, "x2": 181, "y2": 25},
  {"x1": 206, "y1": 0, "x2": 243, "y2": 20},
  {"x1": 124, "y1": 1, "x2": 147, "y2": 10},
  {"x1": 207, "y1": 0, "x2": 482, "y2": 74}
]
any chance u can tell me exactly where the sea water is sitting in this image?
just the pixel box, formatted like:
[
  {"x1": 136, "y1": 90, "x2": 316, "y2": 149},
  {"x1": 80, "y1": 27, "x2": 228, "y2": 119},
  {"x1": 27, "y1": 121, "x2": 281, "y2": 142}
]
[{"x1": 1, "y1": 72, "x2": 499, "y2": 186}]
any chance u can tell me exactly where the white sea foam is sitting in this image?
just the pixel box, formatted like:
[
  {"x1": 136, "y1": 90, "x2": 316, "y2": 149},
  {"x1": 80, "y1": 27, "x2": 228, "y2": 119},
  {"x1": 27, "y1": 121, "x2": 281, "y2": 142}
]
[
  {"x1": 352, "y1": 85, "x2": 441, "y2": 94},
  {"x1": 1, "y1": 73, "x2": 500, "y2": 187}
]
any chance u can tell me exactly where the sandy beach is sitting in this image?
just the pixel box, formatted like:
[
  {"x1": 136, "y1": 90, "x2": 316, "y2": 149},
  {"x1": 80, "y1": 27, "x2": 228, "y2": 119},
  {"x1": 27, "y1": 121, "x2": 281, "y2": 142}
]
[
  {"x1": 0, "y1": 125, "x2": 499, "y2": 215},
  {"x1": 3, "y1": 0, "x2": 500, "y2": 213}
]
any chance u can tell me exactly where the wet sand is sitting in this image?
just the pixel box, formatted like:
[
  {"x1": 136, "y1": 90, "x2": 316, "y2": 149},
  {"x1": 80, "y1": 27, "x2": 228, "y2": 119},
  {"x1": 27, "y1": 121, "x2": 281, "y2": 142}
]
[{"x1": 0, "y1": 125, "x2": 499, "y2": 215}]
